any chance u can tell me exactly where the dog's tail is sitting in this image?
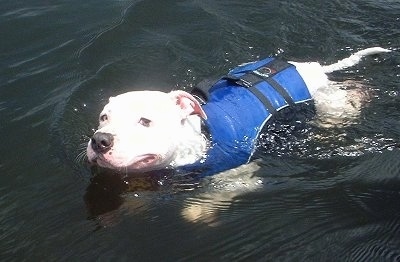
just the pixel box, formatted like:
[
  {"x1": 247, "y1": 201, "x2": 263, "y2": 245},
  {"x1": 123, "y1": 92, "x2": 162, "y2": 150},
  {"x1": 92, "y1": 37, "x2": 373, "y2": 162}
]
[{"x1": 322, "y1": 47, "x2": 391, "y2": 74}]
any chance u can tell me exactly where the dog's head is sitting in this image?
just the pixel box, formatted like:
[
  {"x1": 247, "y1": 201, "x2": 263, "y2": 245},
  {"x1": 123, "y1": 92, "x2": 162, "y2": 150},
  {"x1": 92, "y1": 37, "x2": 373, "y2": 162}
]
[{"x1": 87, "y1": 90, "x2": 206, "y2": 172}]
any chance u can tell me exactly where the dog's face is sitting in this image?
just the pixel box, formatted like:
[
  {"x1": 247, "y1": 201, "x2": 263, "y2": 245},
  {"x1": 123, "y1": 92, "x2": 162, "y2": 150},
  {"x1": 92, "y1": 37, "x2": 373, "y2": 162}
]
[{"x1": 87, "y1": 90, "x2": 206, "y2": 172}]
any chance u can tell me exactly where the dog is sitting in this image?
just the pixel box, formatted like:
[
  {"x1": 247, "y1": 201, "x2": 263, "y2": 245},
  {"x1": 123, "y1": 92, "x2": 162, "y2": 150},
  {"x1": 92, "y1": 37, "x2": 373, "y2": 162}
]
[{"x1": 86, "y1": 47, "x2": 390, "y2": 177}]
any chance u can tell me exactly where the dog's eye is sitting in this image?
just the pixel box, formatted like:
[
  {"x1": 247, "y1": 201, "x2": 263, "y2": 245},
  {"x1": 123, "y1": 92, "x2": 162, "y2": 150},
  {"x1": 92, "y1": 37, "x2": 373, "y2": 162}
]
[
  {"x1": 139, "y1": 117, "x2": 152, "y2": 127},
  {"x1": 100, "y1": 114, "x2": 108, "y2": 122}
]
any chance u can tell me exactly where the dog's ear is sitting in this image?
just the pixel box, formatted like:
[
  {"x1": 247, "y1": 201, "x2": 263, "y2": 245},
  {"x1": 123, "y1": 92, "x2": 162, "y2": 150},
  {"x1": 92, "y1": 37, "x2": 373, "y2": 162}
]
[{"x1": 170, "y1": 90, "x2": 207, "y2": 120}]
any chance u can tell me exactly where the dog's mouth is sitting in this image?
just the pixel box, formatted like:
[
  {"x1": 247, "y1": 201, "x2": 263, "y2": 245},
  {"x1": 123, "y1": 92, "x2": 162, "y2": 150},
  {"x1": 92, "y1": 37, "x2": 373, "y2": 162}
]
[
  {"x1": 88, "y1": 153, "x2": 162, "y2": 172},
  {"x1": 129, "y1": 154, "x2": 161, "y2": 170}
]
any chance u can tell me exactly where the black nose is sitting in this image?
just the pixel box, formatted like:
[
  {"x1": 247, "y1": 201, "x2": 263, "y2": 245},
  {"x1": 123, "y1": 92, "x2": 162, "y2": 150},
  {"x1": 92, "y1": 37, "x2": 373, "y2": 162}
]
[{"x1": 91, "y1": 132, "x2": 114, "y2": 153}]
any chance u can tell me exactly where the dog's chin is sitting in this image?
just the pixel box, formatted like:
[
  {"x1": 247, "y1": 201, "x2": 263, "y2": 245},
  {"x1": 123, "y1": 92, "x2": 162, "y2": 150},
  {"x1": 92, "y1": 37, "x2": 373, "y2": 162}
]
[{"x1": 88, "y1": 153, "x2": 169, "y2": 173}]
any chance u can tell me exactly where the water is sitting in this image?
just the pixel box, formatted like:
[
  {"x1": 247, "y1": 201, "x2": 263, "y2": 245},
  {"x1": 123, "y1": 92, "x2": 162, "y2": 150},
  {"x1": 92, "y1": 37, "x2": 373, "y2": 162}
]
[{"x1": 1, "y1": 0, "x2": 399, "y2": 261}]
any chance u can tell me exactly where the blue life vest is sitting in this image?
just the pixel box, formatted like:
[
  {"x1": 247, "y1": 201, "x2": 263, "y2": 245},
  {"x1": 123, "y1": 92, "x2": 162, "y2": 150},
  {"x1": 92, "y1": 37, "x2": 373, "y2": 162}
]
[{"x1": 181, "y1": 57, "x2": 312, "y2": 176}]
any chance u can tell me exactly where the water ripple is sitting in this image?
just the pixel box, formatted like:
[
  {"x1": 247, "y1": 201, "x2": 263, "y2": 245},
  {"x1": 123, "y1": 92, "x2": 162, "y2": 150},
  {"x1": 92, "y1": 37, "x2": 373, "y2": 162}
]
[{"x1": 1, "y1": 5, "x2": 59, "y2": 19}]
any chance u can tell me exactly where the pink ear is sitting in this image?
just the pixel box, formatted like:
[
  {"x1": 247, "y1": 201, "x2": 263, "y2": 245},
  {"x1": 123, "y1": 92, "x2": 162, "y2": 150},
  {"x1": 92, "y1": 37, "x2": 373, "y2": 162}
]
[{"x1": 170, "y1": 90, "x2": 207, "y2": 119}]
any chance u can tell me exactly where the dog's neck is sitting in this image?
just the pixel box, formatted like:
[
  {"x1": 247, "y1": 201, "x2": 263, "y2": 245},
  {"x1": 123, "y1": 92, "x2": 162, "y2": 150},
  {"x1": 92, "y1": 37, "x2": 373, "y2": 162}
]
[{"x1": 169, "y1": 115, "x2": 208, "y2": 168}]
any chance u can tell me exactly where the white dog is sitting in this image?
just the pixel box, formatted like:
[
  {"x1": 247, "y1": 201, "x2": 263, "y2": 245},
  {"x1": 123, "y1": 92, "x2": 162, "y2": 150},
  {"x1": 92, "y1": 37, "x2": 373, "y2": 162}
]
[{"x1": 86, "y1": 47, "x2": 390, "y2": 177}]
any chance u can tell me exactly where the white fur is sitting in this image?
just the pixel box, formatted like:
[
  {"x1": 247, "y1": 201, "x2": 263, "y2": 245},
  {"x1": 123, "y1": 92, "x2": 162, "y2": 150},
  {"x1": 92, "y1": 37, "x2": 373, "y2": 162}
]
[
  {"x1": 322, "y1": 47, "x2": 391, "y2": 73},
  {"x1": 87, "y1": 91, "x2": 207, "y2": 171}
]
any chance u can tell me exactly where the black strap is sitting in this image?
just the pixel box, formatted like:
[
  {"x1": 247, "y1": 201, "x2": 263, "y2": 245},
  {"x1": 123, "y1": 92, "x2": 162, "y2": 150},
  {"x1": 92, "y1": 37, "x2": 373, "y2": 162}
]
[
  {"x1": 221, "y1": 74, "x2": 275, "y2": 114},
  {"x1": 258, "y1": 59, "x2": 292, "y2": 77},
  {"x1": 248, "y1": 85, "x2": 277, "y2": 114},
  {"x1": 253, "y1": 72, "x2": 295, "y2": 106},
  {"x1": 191, "y1": 78, "x2": 219, "y2": 104},
  {"x1": 223, "y1": 71, "x2": 295, "y2": 113},
  {"x1": 252, "y1": 59, "x2": 295, "y2": 106},
  {"x1": 190, "y1": 59, "x2": 295, "y2": 113},
  {"x1": 221, "y1": 74, "x2": 257, "y2": 88}
]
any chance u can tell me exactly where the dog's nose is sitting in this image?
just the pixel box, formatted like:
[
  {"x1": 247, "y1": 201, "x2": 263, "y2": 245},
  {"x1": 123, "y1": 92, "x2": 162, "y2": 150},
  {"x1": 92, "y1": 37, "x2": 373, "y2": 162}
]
[{"x1": 91, "y1": 132, "x2": 114, "y2": 153}]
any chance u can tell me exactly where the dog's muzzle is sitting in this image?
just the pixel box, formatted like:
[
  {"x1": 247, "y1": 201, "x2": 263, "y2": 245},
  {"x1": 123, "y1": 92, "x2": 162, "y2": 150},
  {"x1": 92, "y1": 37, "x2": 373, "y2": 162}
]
[{"x1": 91, "y1": 132, "x2": 114, "y2": 153}]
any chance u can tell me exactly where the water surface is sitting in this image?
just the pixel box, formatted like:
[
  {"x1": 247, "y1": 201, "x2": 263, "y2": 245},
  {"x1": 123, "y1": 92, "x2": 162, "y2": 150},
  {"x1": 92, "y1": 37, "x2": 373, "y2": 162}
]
[{"x1": 1, "y1": 0, "x2": 399, "y2": 261}]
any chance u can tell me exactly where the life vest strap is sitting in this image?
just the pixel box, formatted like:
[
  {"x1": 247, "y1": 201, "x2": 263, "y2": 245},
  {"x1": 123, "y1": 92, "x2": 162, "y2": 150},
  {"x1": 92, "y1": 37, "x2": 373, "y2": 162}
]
[
  {"x1": 190, "y1": 78, "x2": 217, "y2": 105},
  {"x1": 253, "y1": 72, "x2": 295, "y2": 106},
  {"x1": 190, "y1": 58, "x2": 296, "y2": 113},
  {"x1": 221, "y1": 74, "x2": 278, "y2": 114}
]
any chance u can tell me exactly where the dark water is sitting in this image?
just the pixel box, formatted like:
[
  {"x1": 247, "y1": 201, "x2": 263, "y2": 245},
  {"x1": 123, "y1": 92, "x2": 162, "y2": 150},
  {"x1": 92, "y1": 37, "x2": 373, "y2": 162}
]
[{"x1": 1, "y1": 0, "x2": 399, "y2": 261}]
